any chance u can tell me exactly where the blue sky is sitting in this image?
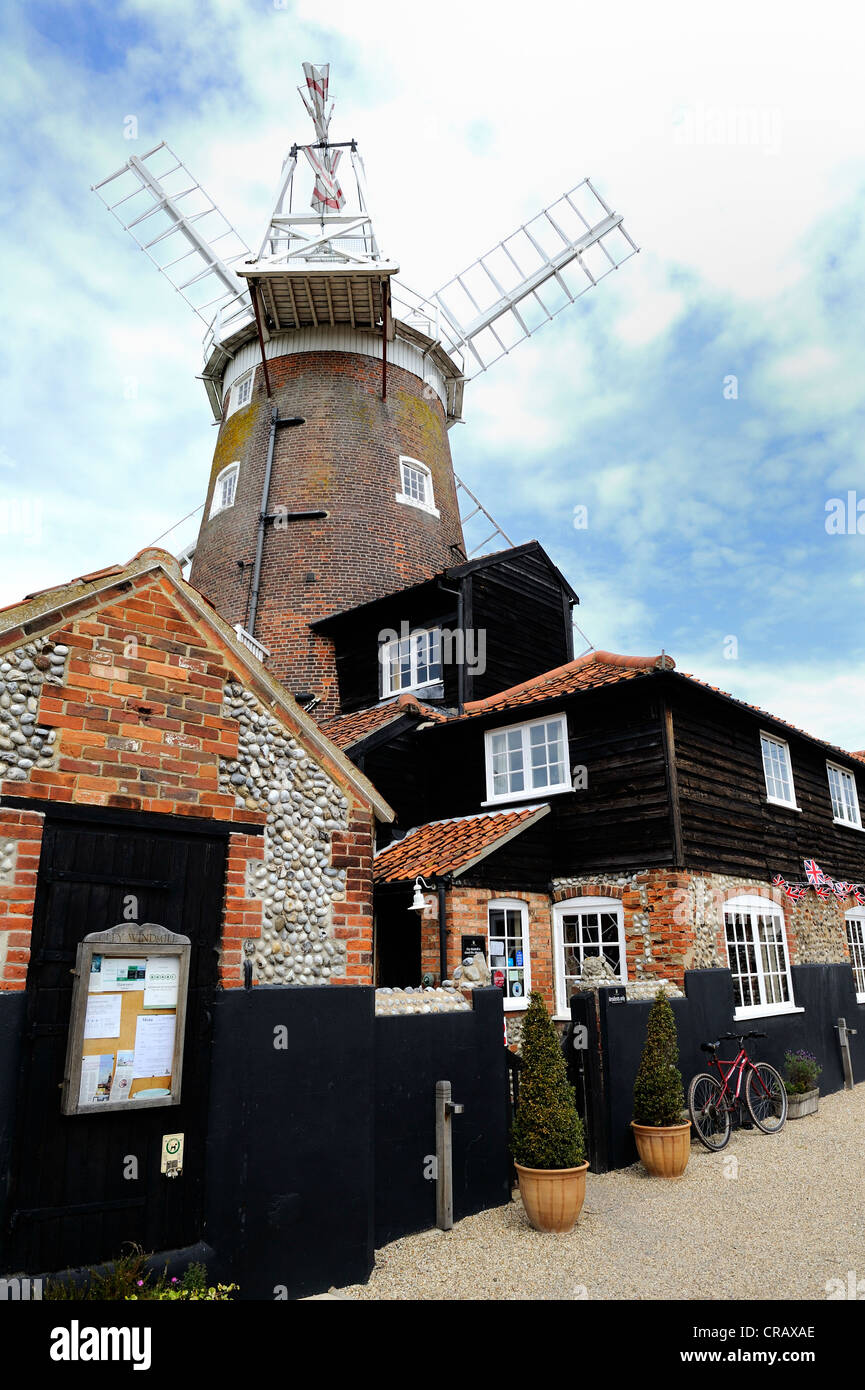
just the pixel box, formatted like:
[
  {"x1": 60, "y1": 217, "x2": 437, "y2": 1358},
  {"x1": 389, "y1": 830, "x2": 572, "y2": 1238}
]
[{"x1": 1, "y1": 0, "x2": 863, "y2": 749}]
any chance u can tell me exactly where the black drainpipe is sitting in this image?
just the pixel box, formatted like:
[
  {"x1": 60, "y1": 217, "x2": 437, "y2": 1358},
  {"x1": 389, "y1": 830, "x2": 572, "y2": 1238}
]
[
  {"x1": 436, "y1": 581, "x2": 464, "y2": 714},
  {"x1": 247, "y1": 409, "x2": 305, "y2": 637},
  {"x1": 438, "y1": 878, "x2": 449, "y2": 984}
]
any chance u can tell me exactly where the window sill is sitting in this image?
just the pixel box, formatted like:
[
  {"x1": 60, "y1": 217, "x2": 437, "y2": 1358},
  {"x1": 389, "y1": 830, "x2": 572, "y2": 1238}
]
[
  {"x1": 380, "y1": 681, "x2": 444, "y2": 701},
  {"x1": 394, "y1": 492, "x2": 440, "y2": 519},
  {"x1": 504, "y1": 1001, "x2": 528, "y2": 1013},
  {"x1": 733, "y1": 1004, "x2": 805, "y2": 1020},
  {"x1": 856, "y1": 994, "x2": 865, "y2": 1005},
  {"x1": 482, "y1": 785, "x2": 570, "y2": 809},
  {"x1": 833, "y1": 818, "x2": 865, "y2": 832},
  {"x1": 764, "y1": 797, "x2": 802, "y2": 813},
  {"x1": 208, "y1": 503, "x2": 236, "y2": 521}
]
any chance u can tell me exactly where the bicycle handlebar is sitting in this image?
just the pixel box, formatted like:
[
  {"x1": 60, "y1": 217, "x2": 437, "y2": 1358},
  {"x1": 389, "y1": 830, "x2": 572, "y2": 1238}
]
[{"x1": 712, "y1": 1031, "x2": 767, "y2": 1044}]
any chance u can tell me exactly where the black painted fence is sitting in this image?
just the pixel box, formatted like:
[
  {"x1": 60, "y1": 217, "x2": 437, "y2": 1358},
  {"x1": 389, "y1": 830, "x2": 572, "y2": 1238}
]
[
  {"x1": 579, "y1": 965, "x2": 865, "y2": 1171},
  {"x1": 0, "y1": 985, "x2": 510, "y2": 1298},
  {"x1": 202, "y1": 984, "x2": 509, "y2": 1298}
]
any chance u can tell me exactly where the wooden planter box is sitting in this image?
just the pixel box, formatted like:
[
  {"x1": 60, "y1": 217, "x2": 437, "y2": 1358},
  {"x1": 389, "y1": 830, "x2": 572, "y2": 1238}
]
[{"x1": 786, "y1": 1087, "x2": 819, "y2": 1119}]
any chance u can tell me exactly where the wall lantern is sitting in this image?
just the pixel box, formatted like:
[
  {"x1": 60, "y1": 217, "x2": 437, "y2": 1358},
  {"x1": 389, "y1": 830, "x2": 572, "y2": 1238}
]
[{"x1": 410, "y1": 875, "x2": 434, "y2": 911}]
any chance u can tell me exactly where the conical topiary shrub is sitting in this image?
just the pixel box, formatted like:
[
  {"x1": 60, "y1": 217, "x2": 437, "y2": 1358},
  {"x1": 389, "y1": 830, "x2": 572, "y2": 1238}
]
[
  {"x1": 632, "y1": 988, "x2": 684, "y2": 1127},
  {"x1": 511, "y1": 991, "x2": 585, "y2": 1170}
]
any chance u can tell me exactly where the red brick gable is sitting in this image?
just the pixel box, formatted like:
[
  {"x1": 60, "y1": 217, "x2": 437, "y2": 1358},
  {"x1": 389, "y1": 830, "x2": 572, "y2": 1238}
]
[{"x1": 2, "y1": 571, "x2": 250, "y2": 820}]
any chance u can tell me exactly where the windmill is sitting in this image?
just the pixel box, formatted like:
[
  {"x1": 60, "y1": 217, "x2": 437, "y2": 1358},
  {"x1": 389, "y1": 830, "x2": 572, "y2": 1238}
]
[{"x1": 93, "y1": 62, "x2": 637, "y2": 714}]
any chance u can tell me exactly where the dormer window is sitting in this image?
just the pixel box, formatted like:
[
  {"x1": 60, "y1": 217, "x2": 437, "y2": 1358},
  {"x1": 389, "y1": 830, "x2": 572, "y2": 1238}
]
[
  {"x1": 226, "y1": 371, "x2": 253, "y2": 417},
  {"x1": 380, "y1": 627, "x2": 442, "y2": 696},
  {"x1": 396, "y1": 457, "x2": 439, "y2": 517},
  {"x1": 210, "y1": 462, "x2": 239, "y2": 518}
]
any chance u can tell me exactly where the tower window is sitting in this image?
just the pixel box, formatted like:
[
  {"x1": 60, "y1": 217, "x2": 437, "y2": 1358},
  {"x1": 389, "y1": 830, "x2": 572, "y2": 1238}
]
[
  {"x1": 210, "y1": 462, "x2": 239, "y2": 518},
  {"x1": 226, "y1": 371, "x2": 253, "y2": 417},
  {"x1": 396, "y1": 457, "x2": 439, "y2": 517}
]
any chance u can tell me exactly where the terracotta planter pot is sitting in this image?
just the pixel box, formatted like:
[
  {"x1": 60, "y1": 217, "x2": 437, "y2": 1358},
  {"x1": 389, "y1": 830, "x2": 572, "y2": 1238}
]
[
  {"x1": 786, "y1": 1087, "x2": 819, "y2": 1119},
  {"x1": 631, "y1": 1120, "x2": 691, "y2": 1178},
  {"x1": 515, "y1": 1160, "x2": 589, "y2": 1233}
]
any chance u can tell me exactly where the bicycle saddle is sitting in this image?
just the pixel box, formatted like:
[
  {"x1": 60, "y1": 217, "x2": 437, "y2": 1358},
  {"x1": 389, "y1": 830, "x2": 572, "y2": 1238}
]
[{"x1": 700, "y1": 1041, "x2": 720, "y2": 1052}]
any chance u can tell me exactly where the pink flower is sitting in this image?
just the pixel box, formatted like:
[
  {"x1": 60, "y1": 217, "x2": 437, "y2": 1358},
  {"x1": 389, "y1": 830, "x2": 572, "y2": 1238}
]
[{"x1": 137, "y1": 1280, "x2": 144, "y2": 1287}]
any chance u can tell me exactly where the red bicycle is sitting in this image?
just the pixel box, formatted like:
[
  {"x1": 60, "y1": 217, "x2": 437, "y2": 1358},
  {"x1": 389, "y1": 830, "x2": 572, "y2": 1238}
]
[{"x1": 688, "y1": 1031, "x2": 787, "y2": 1151}]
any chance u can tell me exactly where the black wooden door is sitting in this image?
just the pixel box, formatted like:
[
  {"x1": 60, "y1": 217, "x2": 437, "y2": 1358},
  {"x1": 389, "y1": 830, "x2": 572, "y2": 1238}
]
[{"x1": 5, "y1": 815, "x2": 227, "y2": 1275}]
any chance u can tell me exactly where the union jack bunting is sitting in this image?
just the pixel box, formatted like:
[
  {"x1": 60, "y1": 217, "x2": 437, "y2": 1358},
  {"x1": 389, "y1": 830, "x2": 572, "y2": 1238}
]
[
  {"x1": 785, "y1": 884, "x2": 807, "y2": 901},
  {"x1": 834, "y1": 881, "x2": 855, "y2": 898},
  {"x1": 856, "y1": 891, "x2": 865, "y2": 907},
  {"x1": 803, "y1": 859, "x2": 828, "y2": 886}
]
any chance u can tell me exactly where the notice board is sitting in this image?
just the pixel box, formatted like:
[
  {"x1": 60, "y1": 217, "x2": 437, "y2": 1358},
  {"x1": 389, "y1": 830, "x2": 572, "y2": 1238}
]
[{"x1": 61, "y1": 921, "x2": 191, "y2": 1116}]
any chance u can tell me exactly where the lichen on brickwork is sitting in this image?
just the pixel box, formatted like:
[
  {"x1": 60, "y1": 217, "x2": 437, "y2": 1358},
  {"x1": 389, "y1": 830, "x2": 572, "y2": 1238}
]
[
  {"x1": 218, "y1": 681, "x2": 350, "y2": 985},
  {"x1": 0, "y1": 638, "x2": 67, "y2": 784}
]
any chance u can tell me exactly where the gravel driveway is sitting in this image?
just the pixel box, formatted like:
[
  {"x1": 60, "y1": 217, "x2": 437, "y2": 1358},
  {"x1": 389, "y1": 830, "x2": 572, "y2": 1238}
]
[{"x1": 337, "y1": 1085, "x2": 865, "y2": 1300}]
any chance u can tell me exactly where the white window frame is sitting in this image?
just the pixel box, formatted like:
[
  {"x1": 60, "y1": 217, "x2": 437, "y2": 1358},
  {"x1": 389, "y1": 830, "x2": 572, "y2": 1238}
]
[
  {"x1": 487, "y1": 898, "x2": 531, "y2": 1012},
  {"x1": 723, "y1": 894, "x2": 800, "y2": 1019},
  {"x1": 827, "y1": 761, "x2": 863, "y2": 829},
  {"x1": 226, "y1": 371, "x2": 253, "y2": 417},
  {"x1": 845, "y1": 910, "x2": 865, "y2": 1002},
  {"x1": 209, "y1": 461, "x2": 240, "y2": 518},
  {"x1": 483, "y1": 712, "x2": 570, "y2": 807},
  {"x1": 760, "y1": 731, "x2": 801, "y2": 811},
  {"x1": 553, "y1": 897, "x2": 627, "y2": 1018},
  {"x1": 379, "y1": 627, "x2": 443, "y2": 697},
  {"x1": 395, "y1": 456, "x2": 440, "y2": 517}
]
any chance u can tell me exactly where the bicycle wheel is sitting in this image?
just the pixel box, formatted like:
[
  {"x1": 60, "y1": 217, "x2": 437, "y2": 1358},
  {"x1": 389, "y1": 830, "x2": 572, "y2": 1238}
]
[
  {"x1": 745, "y1": 1063, "x2": 788, "y2": 1133},
  {"x1": 688, "y1": 1072, "x2": 732, "y2": 1151}
]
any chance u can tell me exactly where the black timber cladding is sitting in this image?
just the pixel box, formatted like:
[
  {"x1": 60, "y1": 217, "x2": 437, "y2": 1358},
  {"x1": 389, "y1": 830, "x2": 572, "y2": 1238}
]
[
  {"x1": 312, "y1": 541, "x2": 576, "y2": 714},
  {"x1": 664, "y1": 673, "x2": 865, "y2": 882}
]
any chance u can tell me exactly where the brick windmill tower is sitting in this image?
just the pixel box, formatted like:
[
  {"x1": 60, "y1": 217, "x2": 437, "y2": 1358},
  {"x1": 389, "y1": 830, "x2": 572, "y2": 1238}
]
[{"x1": 94, "y1": 63, "x2": 636, "y2": 717}]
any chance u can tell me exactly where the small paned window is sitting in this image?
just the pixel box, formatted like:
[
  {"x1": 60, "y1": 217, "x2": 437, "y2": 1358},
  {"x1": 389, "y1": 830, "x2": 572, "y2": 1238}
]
[
  {"x1": 484, "y1": 714, "x2": 569, "y2": 804},
  {"x1": 487, "y1": 900, "x2": 530, "y2": 1008},
  {"x1": 380, "y1": 628, "x2": 442, "y2": 696},
  {"x1": 760, "y1": 733, "x2": 798, "y2": 808},
  {"x1": 396, "y1": 457, "x2": 439, "y2": 516},
  {"x1": 210, "y1": 462, "x2": 239, "y2": 518},
  {"x1": 827, "y1": 762, "x2": 862, "y2": 828}
]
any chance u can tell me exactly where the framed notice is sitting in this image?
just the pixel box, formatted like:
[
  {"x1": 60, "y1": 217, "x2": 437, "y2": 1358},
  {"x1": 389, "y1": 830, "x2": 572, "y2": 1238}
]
[{"x1": 61, "y1": 922, "x2": 191, "y2": 1117}]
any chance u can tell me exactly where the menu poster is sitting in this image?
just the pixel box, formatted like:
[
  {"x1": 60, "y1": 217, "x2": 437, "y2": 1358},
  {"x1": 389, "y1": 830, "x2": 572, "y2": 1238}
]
[
  {"x1": 83, "y1": 992, "x2": 122, "y2": 1040},
  {"x1": 133, "y1": 1013, "x2": 176, "y2": 1080}
]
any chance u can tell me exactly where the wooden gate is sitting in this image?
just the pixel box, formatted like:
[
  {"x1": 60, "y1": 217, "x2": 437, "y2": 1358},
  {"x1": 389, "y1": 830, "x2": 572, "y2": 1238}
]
[{"x1": 4, "y1": 810, "x2": 227, "y2": 1275}]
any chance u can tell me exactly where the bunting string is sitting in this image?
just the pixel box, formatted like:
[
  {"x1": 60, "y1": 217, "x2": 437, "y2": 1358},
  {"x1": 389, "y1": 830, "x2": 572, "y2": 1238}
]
[{"x1": 772, "y1": 859, "x2": 865, "y2": 907}]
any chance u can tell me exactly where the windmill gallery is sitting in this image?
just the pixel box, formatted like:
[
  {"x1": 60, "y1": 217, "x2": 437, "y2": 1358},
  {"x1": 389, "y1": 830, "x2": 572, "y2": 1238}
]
[{"x1": 1, "y1": 64, "x2": 864, "y2": 1297}]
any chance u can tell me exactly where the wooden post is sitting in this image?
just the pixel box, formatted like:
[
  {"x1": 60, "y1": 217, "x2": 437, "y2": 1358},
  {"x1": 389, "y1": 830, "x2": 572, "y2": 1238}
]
[
  {"x1": 835, "y1": 1017, "x2": 857, "y2": 1089},
  {"x1": 435, "y1": 1079, "x2": 463, "y2": 1229}
]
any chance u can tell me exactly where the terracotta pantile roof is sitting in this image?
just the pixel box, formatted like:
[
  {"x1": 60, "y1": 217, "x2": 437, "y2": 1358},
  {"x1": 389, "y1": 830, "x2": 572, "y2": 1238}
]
[
  {"x1": 458, "y1": 650, "x2": 673, "y2": 718},
  {"x1": 319, "y1": 694, "x2": 451, "y2": 750},
  {"x1": 373, "y1": 804, "x2": 550, "y2": 883}
]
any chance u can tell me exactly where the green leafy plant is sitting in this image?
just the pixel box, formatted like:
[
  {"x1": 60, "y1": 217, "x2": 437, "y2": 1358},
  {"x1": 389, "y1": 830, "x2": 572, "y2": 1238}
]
[
  {"x1": 510, "y1": 991, "x2": 585, "y2": 1170},
  {"x1": 783, "y1": 1049, "x2": 821, "y2": 1096},
  {"x1": 45, "y1": 1247, "x2": 237, "y2": 1301},
  {"x1": 632, "y1": 988, "x2": 685, "y2": 1127}
]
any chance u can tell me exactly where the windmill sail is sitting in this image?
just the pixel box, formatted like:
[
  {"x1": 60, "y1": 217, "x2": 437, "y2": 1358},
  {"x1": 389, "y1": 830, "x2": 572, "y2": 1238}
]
[
  {"x1": 92, "y1": 143, "x2": 252, "y2": 325},
  {"x1": 427, "y1": 179, "x2": 638, "y2": 376}
]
